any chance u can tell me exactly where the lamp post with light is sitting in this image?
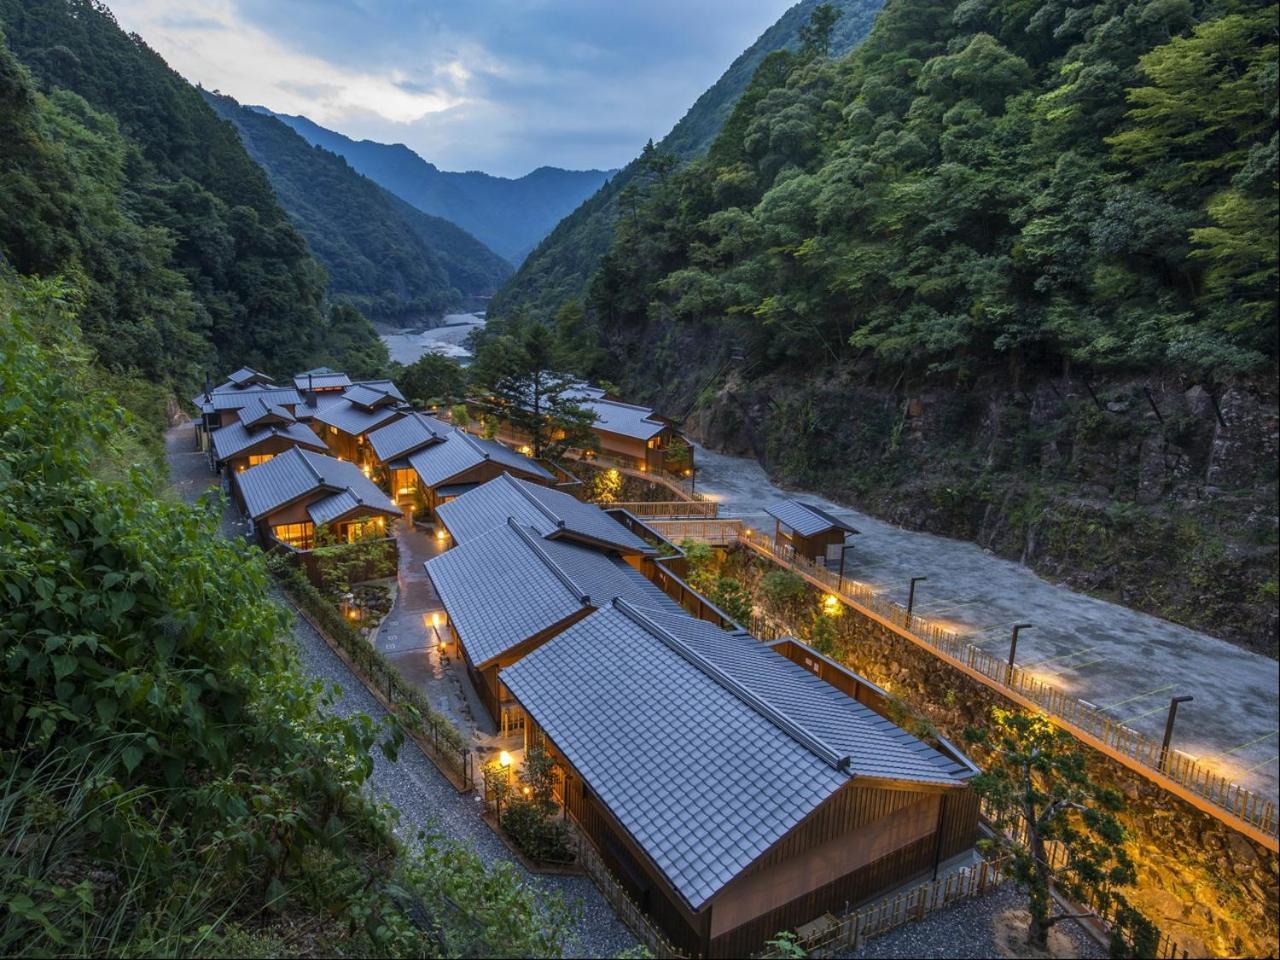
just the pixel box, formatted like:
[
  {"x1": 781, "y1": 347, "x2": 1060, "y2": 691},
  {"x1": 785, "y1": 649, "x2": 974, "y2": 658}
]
[
  {"x1": 1007, "y1": 623, "x2": 1032, "y2": 684},
  {"x1": 1160, "y1": 696, "x2": 1194, "y2": 772},
  {"x1": 906, "y1": 576, "x2": 927, "y2": 622}
]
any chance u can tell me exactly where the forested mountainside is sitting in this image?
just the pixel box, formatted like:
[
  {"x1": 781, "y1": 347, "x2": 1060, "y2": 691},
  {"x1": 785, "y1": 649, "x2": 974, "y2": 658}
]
[
  {"x1": 488, "y1": 0, "x2": 885, "y2": 320},
  {"x1": 260, "y1": 109, "x2": 614, "y2": 265},
  {"x1": 0, "y1": 0, "x2": 387, "y2": 418},
  {"x1": 204, "y1": 92, "x2": 511, "y2": 324},
  {"x1": 548, "y1": 0, "x2": 1280, "y2": 650}
]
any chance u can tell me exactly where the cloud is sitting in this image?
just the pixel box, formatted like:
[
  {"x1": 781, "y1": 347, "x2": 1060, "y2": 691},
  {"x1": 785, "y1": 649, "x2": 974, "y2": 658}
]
[{"x1": 105, "y1": 0, "x2": 792, "y2": 176}]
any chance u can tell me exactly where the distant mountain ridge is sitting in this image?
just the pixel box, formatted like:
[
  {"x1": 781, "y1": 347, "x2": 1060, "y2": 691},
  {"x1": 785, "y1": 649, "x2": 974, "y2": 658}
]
[
  {"x1": 254, "y1": 107, "x2": 615, "y2": 265},
  {"x1": 204, "y1": 92, "x2": 511, "y2": 324},
  {"x1": 488, "y1": 0, "x2": 884, "y2": 319}
]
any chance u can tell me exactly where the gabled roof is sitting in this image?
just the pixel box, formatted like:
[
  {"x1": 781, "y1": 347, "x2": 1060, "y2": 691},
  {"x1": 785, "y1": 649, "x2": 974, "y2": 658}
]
[
  {"x1": 501, "y1": 601, "x2": 967, "y2": 912},
  {"x1": 293, "y1": 368, "x2": 352, "y2": 392},
  {"x1": 227, "y1": 366, "x2": 274, "y2": 387},
  {"x1": 236, "y1": 447, "x2": 400, "y2": 523},
  {"x1": 367, "y1": 412, "x2": 451, "y2": 463},
  {"x1": 210, "y1": 419, "x2": 326, "y2": 463},
  {"x1": 313, "y1": 398, "x2": 405, "y2": 437},
  {"x1": 196, "y1": 385, "x2": 302, "y2": 413},
  {"x1": 425, "y1": 518, "x2": 679, "y2": 668},
  {"x1": 239, "y1": 395, "x2": 296, "y2": 429},
  {"x1": 407, "y1": 430, "x2": 554, "y2": 489},
  {"x1": 436, "y1": 472, "x2": 652, "y2": 554},
  {"x1": 582, "y1": 397, "x2": 668, "y2": 441},
  {"x1": 343, "y1": 383, "x2": 401, "y2": 410},
  {"x1": 765, "y1": 499, "x2": 860, "y2": 538}
]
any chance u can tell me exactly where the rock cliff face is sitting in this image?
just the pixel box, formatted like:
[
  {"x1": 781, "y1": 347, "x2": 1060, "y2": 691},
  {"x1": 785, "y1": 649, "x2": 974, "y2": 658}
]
[{"x1": 632, "y1": 326, "x2": 1278, "y2": 652}]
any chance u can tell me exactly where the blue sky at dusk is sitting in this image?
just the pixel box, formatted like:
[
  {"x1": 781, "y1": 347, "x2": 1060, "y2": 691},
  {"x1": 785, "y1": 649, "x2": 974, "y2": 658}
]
[{"x1": 108, "y1": 0, "x2": 794, "y2": 177}]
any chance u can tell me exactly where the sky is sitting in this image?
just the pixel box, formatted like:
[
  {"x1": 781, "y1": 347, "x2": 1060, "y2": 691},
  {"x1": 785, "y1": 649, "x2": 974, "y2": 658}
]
[{"x1": 107, "y1": 0, "x2": 795, "y2": 178}]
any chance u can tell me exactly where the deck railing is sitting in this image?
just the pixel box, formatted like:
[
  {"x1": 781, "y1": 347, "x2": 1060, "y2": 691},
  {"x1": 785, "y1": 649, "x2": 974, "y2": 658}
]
[
  {"x1": 608, "y1": 500, "x2": 719, "y2": 519},
  {"x1": 666, "y1": 520, "x2": 1278, "y2": 841}
]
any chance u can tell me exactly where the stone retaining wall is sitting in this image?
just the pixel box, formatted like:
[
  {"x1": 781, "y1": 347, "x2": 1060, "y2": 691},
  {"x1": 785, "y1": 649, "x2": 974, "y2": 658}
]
[{"x1": 723, "y1": 549, "x2": 1278, "y2": 958}]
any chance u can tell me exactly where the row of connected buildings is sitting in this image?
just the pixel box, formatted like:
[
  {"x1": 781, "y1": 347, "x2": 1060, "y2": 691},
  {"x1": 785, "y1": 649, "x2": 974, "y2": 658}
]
[
  {"x1": 423, "y1": 475, "x2": 979, "y2": 956},
  {"x1": 192, "y1": 366, "x2": 977, "y2": 957}
]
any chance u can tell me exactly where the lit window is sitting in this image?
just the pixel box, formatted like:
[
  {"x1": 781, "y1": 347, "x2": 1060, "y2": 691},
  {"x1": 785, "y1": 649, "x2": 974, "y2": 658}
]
[
  {"x1": 247, "y1": 453, "x2": 273, "y2": 467},
  {"x1": 344, "y1": 516, "x2": 386, "y2": 543},
  {"x1": 272, "y1": 522, "x2": 314, "y2": 550}
]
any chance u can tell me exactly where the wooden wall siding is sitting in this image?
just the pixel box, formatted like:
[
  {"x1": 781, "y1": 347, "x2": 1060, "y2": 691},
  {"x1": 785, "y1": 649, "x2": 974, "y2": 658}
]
[
  {"x1": 771, "y1": 640, "x2": 888, "y2": 714},
  {"x1": 709, "y1": 795, "x2": 941, "y2": 937},
  {"x1": 709, "y1": 834, "x2": 939, "y2": 959}
]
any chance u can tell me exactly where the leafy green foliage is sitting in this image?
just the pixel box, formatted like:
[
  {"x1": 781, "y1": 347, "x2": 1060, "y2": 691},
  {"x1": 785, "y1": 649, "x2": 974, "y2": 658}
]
[
  {"x1": 469, "y1": 317, "x2": 597, "y2": 459},
  {"x1": 395, "y1": 352, "x2": 470, "y2": 407},
  {"x1": 577, "y1": 0, "x2": 1275, "y2": 388},
  {"x1": 493, "y1": 746, "x2": 574, "y2": 864},
  {"x1": 0, "y1": 1, "x2": 388, "y2": 401},
  {"x1": 203, "y1": 91, "x2": 512, "y2": 321},
  {"x1": 965, "y1": 709, "x2": 1157, "y2": 956}
]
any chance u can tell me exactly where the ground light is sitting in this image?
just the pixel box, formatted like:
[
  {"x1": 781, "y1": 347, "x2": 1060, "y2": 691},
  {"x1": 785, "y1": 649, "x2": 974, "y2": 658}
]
[{"x1": 822, "y1": 594, "x2": 842, "y2": 615}]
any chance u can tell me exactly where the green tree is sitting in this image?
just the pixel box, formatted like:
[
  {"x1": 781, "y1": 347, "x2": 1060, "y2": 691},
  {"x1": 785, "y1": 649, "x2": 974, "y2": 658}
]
[
  {"x1": 397, "y1": 352, "x2": 468, "y2": 406},
  {"x1": 965, "y1": 709, "x2": 1157, "y2": 957},
  {"x1": 799, "y1": 3, "x2": 840, "y2": 58},
  {"x1": 470, "y1": 321, "x2": 596, "y2": 459}
]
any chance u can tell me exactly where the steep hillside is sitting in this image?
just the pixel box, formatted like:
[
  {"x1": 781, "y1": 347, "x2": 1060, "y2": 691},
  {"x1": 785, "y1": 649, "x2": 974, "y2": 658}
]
[
  {"x1": 578, "y1": 0, "x2": 1279, "y2": 650},
  {"x1": 489, "y1": 0, "x2": 884, "y2": 319},
  {"x1": 204, "y1": 91, "x2": 511, "y2": 323},
  {"x1": 260, "y1": 109, "x2": 614, "y2": 264},
  {"x1": 0, "y1": 0, "x2": 386, "y2": 392}
]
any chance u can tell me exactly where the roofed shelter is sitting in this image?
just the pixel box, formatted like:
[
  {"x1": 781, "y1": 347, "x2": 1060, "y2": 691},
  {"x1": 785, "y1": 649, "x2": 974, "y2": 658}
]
[
  {"x1": 209, "y1": 396, "x2": 328, "y2": 476},
  {"x1": 502, "y1": 601, "x2": 977, "y2": 958},
  {"x1": 406, "y1": 428, "x2": 554, "y2": 521},
  {"x1": 310, "y1": 381, "x2": 407, "y2": 465},
  {"x1": 235, "y1": 447, "x2": 401, "y2": 570},
  {"x1": 765, "y1": 499, "x2": 860, "y2": 566}
]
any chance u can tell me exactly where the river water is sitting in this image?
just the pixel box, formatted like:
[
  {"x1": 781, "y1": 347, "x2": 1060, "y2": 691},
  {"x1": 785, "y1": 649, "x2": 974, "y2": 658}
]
[{"x1": 381, "y1": 312, "x2": 486, "y2": 365}]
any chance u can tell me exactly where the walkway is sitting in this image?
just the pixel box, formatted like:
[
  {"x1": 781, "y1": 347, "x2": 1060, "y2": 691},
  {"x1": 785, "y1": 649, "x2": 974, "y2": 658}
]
[
  {"x1": 690, "y1": 441, "x2": 1280, "y2": 798},
  {"x1": 163, "y1": 426, "x2": 636, "y2": 957}
]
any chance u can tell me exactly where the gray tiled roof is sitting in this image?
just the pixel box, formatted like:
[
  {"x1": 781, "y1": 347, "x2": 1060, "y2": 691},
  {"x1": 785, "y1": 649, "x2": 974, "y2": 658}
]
[
  {"x1": 641, "y1": 608, "x2": 968, "y2": 785},
  {"x1": 426, "y1": 521, "x2": 588, "y2": 667},
  {"x1": 582, "y1": 397, "x2": 668, "y2": 441},
  {"x1": 313, "y1": 399, "x2": 405, "y2": 437},
  {"x1": 239, "y1": 396, "x2": 296, "y2": 428},
  {"x1": 408, "y1": 430, "x2": 553, "y2": 489},
  {"x1": 195, "y1": 385, "x2": 302, "y2": 413},
  {"x1": 502, "y1": 601, "x2": 967, "y2": 910},
  {"x1": 435, "y1": 473, "x2": 651, "y2": 553},
  {"x1": 343, "y1": 383, "x2": 400, "y2": 410},
  {"x1": 210, "y1": 419, "x2": 326, "y2": 463},
  {"x1": 236, "y1": 447, "x2": 400, "y2": 522},
  {"x1": 308, "y1": 486, "x2": 401, "y2": 526},
  {"x1": 293, "y1": 370, "x2": 352, "y2": 391},
  {"x1": 765, "y1": 499, "x2": 860, "y2": 537},
  {"x1": 367, "y1": 412, "x2": 450, "y2": 463},
  {"x1": 227, "y1": 366, "x2": 273, "y2": 386},
  {"x1": 426, "y1": 517, "x2": 677, "y2": 668}
]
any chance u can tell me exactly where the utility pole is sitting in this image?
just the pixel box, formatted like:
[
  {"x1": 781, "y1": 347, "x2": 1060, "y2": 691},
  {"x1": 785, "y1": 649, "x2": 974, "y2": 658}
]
[{"x1": 837, "y1": 542, "x2": 856, "y2": 593}]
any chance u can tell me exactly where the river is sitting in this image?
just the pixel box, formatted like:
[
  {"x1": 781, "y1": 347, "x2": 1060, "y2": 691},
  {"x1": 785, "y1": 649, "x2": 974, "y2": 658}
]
[{"x1": 381, "y1": 312, "x2": 486, "y2": 365}]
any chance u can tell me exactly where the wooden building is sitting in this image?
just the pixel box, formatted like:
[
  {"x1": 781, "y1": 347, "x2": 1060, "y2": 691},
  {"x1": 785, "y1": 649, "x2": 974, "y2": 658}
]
[
  {"x1": 765, "y1": 499, "x2": 860, "y2": 566},
  {"x1": 365, "y1": 412, "x2": 453, "y2": 509},
  {"x1": 235, "y1": 446, "x2": 401, "y2": 554},
  {"x1": 502, "y1": 600, "x2": 978, "y2": 958},
  {"x1": 425, "y1": 497, "x2": 676, "y2": 728},
  {"x1": 208, "y1": 395, "x2": 328, "y2": 476},
  {"x1": 191, "y1": 368, "x2": 302, "y2": 452},
  {"x1": 307, "y1": 381, "x2": 408, "y2": 465},
  {"x1": 403, "y1": 427, "x2": 555, "y2": 521}
]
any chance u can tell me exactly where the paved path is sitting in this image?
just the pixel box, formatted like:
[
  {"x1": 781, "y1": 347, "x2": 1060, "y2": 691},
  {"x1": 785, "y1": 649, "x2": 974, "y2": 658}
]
[
  {"x1": 163, "y1": 427, "x2": 636, "y2": 957},
  {"x1": 692, "y1": 441, "x2": 1280, "y2": 798}
]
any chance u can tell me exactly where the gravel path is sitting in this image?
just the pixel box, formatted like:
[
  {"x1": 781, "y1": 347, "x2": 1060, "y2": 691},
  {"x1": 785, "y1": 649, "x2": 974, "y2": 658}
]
[
  {"x1": 848, "y1": 885, "x2": 1105, "y2": 959},
  {"x1": 163, "y1": 426, "x2": 636, "y2": 958},
  {"x1": 692, "y1": 440, "x2": 1280, "y2": 797}
]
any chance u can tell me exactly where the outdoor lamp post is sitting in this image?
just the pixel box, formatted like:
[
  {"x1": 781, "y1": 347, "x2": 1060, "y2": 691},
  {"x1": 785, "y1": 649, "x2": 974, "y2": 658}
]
[
  {"x1": 1160, "y1": 696, "x2": 1194, "y2": 772},
  {"x1": 907, "y1": 576, "x2": 928, "y2": 622},
  {"x1": 1007, "y1": 623, "x2": 1033, "y2": 684}
]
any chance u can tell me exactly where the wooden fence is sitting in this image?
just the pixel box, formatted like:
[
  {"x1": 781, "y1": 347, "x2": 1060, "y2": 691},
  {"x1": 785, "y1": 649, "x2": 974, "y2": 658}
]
[
  {"x1": 758, "y1": 857, "x2": 1010, "y2": 957},
  {"x1": 664, "y1": 521, "x2": 1278, "y2": 841},
  {"x1": 569, "y1": 819, "x2": 686, "y2": 958},
  {"x1": 611, "y1": 500, "x2": 719, "y2": 519}
]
